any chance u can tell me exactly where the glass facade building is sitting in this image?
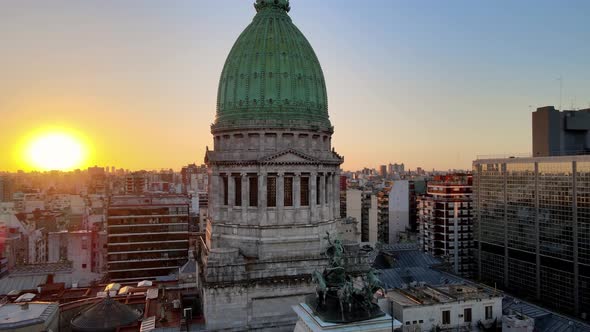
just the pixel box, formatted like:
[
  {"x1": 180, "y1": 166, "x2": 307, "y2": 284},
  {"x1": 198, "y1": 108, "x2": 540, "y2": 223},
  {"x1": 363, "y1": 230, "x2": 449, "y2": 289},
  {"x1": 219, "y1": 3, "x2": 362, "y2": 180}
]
[{"x1": 473, "y1": 156, "x2": 590, "y2": 319}]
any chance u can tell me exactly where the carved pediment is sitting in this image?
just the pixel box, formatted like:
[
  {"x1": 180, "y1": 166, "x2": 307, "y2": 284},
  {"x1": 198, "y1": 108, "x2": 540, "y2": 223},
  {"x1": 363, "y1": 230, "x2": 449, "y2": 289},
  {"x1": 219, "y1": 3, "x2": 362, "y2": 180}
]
[{"x1": 259, "y1": 149, "x2": 319, "y2": 165}]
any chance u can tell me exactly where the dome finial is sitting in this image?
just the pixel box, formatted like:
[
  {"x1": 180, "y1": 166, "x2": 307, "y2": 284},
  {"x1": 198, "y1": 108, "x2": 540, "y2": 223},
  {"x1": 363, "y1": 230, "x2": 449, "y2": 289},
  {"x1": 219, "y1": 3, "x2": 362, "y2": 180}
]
[{"x1": 254, "y1": 0, "x2": 290, "y2": 13}]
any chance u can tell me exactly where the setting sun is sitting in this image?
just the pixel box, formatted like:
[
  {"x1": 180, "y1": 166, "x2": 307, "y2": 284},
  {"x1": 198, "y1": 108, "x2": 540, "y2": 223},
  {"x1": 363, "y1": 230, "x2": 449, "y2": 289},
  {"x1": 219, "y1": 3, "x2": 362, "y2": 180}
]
[{"x1": 25, "y1": 132, "x2": 87, "y2": 171}]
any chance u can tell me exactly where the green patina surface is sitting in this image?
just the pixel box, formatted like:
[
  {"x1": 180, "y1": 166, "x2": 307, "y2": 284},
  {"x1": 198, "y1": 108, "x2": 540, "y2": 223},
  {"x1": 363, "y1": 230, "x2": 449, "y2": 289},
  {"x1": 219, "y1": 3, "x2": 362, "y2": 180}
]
[{"x1": 214, "y1": 0, "x2": 331, "y2": 132}]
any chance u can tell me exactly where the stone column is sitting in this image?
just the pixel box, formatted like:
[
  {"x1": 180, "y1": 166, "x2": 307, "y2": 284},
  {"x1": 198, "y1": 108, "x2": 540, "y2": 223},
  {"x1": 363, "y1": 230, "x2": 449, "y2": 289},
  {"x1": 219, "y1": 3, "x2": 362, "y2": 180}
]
[
  {"x1": 258, "y1": 172, "x2": 267, "y2": 226},
  {"x1": 241, "y1": 172, "x2": 249, "y2": 223},
  {"x1": 310, "y1": 172, "x2": 318, "y2": 223},
  {"x1": 319, "y1": 173, "x2": 326, "y2": 221},
  {"x1": 327, "y1": 172, "x2": 333, "y2": 220},
  {"x1": 211, "y1": 172, "x2": 221, "y2": 220},
  {"x1": 333, "y1": 172, "x2": 340, "y2": 219},
  {"x1": 277, "y1": 172, "x2": 285, "y2": 225},
  {"x1": 294, "y1": 172, "x2": 301, "y2": 208},
  {"x1": 227, "y1": 172, "x2": 235, "y2": 208}
]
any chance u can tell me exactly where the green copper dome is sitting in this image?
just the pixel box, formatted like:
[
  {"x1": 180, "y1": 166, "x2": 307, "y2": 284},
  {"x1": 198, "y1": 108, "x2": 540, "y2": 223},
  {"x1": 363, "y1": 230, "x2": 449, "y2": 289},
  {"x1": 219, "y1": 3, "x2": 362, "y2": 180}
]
[{"x1": 214, "y1": 0, "x2": 331, "y2": 132}]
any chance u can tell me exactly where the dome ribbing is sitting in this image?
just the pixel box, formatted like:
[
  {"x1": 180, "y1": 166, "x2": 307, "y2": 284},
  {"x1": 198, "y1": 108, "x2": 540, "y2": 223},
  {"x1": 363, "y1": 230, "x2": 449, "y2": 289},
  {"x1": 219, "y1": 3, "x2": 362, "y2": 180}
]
[{"x1": 214, "y1": 0, "x2": 331, "y2": 132}]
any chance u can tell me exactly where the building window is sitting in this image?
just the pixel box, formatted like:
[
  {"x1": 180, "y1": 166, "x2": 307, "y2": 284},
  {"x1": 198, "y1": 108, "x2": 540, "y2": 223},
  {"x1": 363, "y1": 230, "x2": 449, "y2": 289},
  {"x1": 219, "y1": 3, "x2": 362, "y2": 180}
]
[
  {"x1": 442, "y1": 310, "x2": 451, "y2": 325},
  {"x1": 285, "y1": 177, "x2": 294, "y2": 206},
  {"x1": 316, "y1": 176, "x2": 321, "y2": 205},
  {"x1": 419, "y1": 320, "x2": 424, "y2": 324},
  {"x1": 464, "y1": 308, "x2": 472, "y2": 323},
  {"x1": 222, "y1": 176, "x2": 228, "y2": 206},
  {"x1": 301, "y1": 177, "x2": 309, "y2": 206},
  {"x1": 249, "y1": 176, "x2": 258, "y2": 207},
  {"x1": 234, "y1": 176, "x2": 242, "y2": 206},
  {"x1": 82, "y1": 264, "x2": 87, "y2": 269},
  {"x1": 485, "y1": 306, "x2": 492, "y2": 320},
  {"x1": 267, "y1": 177, "x2": 277, "y2": 207}
]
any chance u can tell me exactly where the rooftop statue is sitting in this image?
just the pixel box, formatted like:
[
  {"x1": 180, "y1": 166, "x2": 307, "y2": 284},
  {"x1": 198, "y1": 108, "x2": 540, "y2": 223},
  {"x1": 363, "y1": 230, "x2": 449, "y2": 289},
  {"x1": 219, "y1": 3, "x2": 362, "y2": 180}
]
[{"x1": 308, "y1": 233, "x2": 385, "y2": 323}]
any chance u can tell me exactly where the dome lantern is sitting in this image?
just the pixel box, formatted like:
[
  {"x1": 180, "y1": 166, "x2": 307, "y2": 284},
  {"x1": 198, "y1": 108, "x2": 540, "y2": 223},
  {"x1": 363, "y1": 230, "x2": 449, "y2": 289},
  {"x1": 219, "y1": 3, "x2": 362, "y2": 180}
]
[{"x1": 254, "y1": 0, "x2": 291, "y2": 13}]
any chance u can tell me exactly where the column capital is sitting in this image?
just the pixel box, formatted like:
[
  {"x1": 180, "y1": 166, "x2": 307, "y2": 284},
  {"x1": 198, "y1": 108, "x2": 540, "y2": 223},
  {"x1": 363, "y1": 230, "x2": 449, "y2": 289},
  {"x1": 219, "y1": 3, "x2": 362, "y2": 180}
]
[
  {"x1": 294, "y1": 172, "x2": 302, "y2": 177},
  {"x1": 240, "y1": 172, "x2": 248, "y2": 177},
  {"x1": 277, "y1": 172, "x2": 285, "y2": 177}
]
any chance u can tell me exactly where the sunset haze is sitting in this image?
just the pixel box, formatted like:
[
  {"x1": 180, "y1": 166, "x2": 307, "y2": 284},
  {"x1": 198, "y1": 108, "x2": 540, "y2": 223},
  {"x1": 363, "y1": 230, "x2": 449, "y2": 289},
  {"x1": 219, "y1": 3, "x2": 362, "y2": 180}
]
[{"x1": 1, "y1": 0, "x2": 589, "y2": 172}]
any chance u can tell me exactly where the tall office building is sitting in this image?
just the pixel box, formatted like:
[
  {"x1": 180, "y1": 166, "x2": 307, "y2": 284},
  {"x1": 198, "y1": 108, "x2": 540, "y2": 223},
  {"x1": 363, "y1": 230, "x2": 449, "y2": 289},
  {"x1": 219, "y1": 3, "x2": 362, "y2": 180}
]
[
  {"x1": 379, "y1": 165, "x2": 388, "y2": 178},
  {"x1": 388, "y1": 163, "x2": 405, "y2": 175},
  {"x1": 533, "y1": 106, "x2": 590, "y2": 157},
  {"x1": 339, "y1": 176, "x2": 347, "y2": 218},
  {"x1": 386, "y1": 180, "x2": 415, "y2": 244},
  {"x1": 181, "y1": 163, "x2": 208, "y2": 194},
  {"x1": 473, "y1": 156, "x2": 589, "y2": 318},
  {"x1": 0, "y1": 176, "x2": 14, "y2": 202},
  {"x1": 87, "y1": 166, "x2": 107, "y2": 195},
  {"x1": 346, "y1": 189, "x2": 363, "y2": 239},
  {"x1": 106, "y1": 195, "x2": 190, "y2": 282},
  {"x1": 419, "y1": 174, "x2": 474, "y2": 277},
  {"x1": 361, "y1": 192, "x2": 378, "y2": 243},
  {"x1": 377, "y1": 189, "x2": 390, "y2": 244},
  {"x1": 125, "y1": 172, "x2": 148, "y2": 194}
]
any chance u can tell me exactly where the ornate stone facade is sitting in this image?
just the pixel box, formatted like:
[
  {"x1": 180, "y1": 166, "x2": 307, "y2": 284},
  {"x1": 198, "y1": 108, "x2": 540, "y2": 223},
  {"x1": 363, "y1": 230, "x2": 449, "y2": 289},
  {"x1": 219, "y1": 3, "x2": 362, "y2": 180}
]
[
  {"x1": 203, "y1": 131, "x2": 344, "y2": 330},
  {"x1": 202, "y1": 1, "x2": 348, "y2": 330}
]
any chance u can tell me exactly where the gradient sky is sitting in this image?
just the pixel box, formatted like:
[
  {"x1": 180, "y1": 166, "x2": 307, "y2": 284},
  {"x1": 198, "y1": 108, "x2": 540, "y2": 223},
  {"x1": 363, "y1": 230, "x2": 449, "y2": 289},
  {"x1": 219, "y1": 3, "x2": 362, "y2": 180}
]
[{"x1": 1, "y1": 0, "x2": 589, "y2": 172}]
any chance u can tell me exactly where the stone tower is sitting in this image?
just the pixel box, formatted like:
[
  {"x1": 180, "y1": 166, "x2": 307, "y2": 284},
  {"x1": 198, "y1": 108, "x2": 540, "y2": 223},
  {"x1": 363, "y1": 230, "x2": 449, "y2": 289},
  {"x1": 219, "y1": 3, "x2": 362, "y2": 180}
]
[{"x1": 203, "y1": 0, "x2": 345, "y2": 330}]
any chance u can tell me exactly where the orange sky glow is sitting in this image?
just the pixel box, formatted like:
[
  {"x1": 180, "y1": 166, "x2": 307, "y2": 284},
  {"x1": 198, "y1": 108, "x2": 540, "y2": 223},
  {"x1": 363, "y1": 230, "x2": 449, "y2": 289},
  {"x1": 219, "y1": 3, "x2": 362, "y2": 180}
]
[{"x1": 1, "y1": 1, "x2": 588, "y2": 173}]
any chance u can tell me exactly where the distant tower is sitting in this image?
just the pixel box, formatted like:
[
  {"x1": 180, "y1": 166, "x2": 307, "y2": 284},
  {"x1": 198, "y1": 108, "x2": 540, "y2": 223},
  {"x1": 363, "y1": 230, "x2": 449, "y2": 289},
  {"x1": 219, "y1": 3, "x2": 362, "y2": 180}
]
[
  {"x1": 379, "y1": 165, "x2": 388, "y2": 177},
  {"x1": 532, "y1": 106, "x2": 590, "y2": 156}
]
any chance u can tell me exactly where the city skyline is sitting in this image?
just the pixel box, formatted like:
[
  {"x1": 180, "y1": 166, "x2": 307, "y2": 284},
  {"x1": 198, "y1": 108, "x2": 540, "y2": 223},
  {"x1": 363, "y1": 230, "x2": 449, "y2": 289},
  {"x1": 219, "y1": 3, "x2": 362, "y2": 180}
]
[
  {"x1": 1, "y1": 1, "x2": 589, "y2": 329},
  {"x1": 2, "y1": 0, "x2": 589, "y2": 172}
]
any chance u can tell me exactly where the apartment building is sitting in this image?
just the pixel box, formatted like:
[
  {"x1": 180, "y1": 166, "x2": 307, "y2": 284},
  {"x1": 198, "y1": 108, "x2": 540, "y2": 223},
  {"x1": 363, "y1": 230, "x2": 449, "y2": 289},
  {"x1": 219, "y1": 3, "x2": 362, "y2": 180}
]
[
  {"x1": 419, "y1": 174, "x2": 474, "y2": 277},
  {"x1": 107, "y1": 195, "x2": 190, "y2": 281}
]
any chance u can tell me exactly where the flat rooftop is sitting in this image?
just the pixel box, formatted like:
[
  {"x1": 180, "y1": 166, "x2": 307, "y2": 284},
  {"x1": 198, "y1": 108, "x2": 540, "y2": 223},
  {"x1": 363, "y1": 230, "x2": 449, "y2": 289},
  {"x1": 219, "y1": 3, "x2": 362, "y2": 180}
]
[
  {"x1": 386, "y1": 284, "x2": 500, "y2": 307},
  {"x1": 0, "y1": 302, "x2": 58, "y2": 329},
  {"x1": 474, "y1": 154, "x2": 590, "y2": 164},
  {"x1": 109, "y1": 195, "x2": 189, "y2": 207}
]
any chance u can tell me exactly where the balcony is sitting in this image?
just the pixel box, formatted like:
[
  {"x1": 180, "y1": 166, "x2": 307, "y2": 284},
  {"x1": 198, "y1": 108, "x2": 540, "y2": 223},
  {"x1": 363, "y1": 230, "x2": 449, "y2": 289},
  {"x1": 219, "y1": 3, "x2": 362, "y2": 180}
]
[
  {"x1": 108, "y1": 265, "x2": 182, "y2": 273},
  {"x1": 108, "y1": 230, "x2": 188, "y2": 237},
  {"x1": 109, "y1": 222, "x2": 188, "y2": 229},
  {"x1": 108, "y1": 233, "x2": 188, "y2": 244},
  {"x1": 108, "y1": 213, "x2": 188, "y2": 220},
  {"x1": 108, "y1": 254, "x2": 188, "y2": 264},
  {"x1": 108, "y1": 257, "x2": 186, "y2": 270},
  {"x1": 108, "y1": 248, "x2": 188, "y2": 255}
]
